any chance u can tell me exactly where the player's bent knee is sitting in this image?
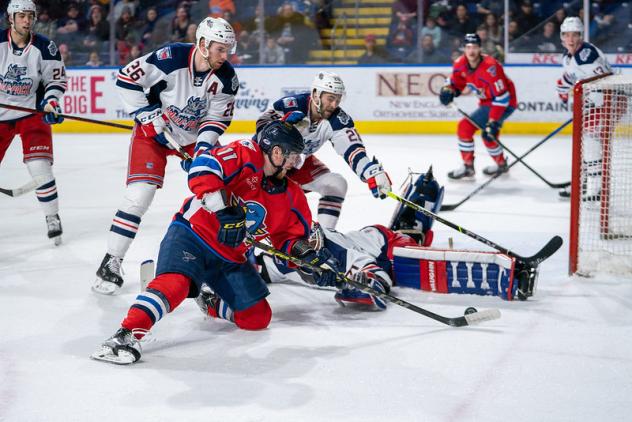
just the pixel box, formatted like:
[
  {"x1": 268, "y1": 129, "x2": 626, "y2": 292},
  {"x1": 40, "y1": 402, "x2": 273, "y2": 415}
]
[
  {"x1": 318, "y1": 172, "x2": 348, "y2": 197},
  {"x1": 146, "y1": 273, "x2": 190, "y2": 311},
  {"x1": 233, "y1": 298, "x2": 272, "y2": 330},
  {"x1": 121, "y1": 183, "x2": 157, "y2": 216},
  {"x1": 457, "y1": 119, "x2": 477, "y2": 138}
]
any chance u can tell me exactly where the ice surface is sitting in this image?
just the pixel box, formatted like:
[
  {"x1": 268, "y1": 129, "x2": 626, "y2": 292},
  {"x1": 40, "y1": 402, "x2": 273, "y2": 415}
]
[{"x1": 1, "y1": 132, "x2": 631, "y2": 422}]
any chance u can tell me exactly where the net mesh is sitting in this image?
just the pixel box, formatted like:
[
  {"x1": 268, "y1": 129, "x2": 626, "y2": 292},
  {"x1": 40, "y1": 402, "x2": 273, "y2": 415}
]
[{"x1": 576, "y1": 74, "x2": 632, "y2": 276}]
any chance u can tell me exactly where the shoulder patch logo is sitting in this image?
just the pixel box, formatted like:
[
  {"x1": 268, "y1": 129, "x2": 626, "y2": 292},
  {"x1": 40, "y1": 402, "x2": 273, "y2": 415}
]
[
  {"x1": 579, "y1": 48, "x2": 590, "y2": 62},
  {"x1": 283, "y1": 97, "x2": 298, "y2": 108},
  {"x1": 231, "y1": 74, "x2": 239, "y2": 92},
  {"x1": 48, "y1": 40, "x2": 58, "y2": 57},
  {"x1": 239, "y1": 139, "x2": 257, "y2": 151},
  {"x1": 337, "y1": 109, "x2": 350, "y2": 125},
  {"x1": 487, "y1": 65, "x2": 497, "y2": 77},
  {"x1": 156, "y1": 46, "x2": 172, "y2": 61}
]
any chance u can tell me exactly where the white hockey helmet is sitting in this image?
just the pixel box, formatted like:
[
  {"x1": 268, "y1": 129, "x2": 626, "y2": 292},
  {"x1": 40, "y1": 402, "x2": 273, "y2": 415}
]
[
  {"x1": 560, "y1": 17, "x2": 583, "y2": 35},
  {"x1": 7, "y1": 0, "x2": 37, "y2": 18},
  {"x1": 311, "y1": 71, "x2": 346, "y2": 99},
  {"x1": 196, "y1": 17, "x2": 236, "y2": 54}
]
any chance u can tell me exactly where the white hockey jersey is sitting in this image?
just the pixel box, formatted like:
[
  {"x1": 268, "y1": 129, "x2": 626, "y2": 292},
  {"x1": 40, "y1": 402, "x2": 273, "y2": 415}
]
[
  {"x1": 116, "y1": 43, "x2": 238, "y2": 148},
  {"x1": 256, "y1": 93, "x2": 376, "y2": 181},
  {"x1": 0, "y1": 30, "x2": 66, "y2": 122},
  {"x1": 557, "y1": 41, "x2": 612, "y2": 96}
]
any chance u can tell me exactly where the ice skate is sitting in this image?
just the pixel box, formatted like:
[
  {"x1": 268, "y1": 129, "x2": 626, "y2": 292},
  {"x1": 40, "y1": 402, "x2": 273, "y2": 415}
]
[
  {"x1": 91, "y1": 328, "x2": 141, "y2": 365},
  {"x1": 447, "y1": 163, "x2": 475, "y2": 180},
  {"x1": 195, "y1": 284, "x2": 221, "y2": 318},
  {"x1": 482, "y1": 161, "x2": 509, "y2": 176},
  {"x1": 93, "y1": 253, "x2": 124, "y2": 295},
  {"x1": 46, "y1": 214, "x2": 62, "y2": 246}
]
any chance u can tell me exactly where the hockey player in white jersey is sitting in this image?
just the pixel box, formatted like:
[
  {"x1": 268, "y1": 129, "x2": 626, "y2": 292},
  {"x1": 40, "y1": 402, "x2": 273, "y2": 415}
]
[
  {"x1": 93, "y1": 17, "x2": 239, "y2": 295},
  {"x1": 0, "y1": 0, "x2": 66, "y2": 245},
  {"x1": 256, "y1": 71, "x2": 392, "y2": 229},
  {"x1": 556, "y1": 17, "x2": 613, "y2": 199}
]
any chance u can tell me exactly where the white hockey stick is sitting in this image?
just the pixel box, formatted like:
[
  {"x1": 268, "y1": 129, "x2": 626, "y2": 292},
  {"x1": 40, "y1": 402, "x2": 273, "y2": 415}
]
[
  {"x1": 0, "y1": 175, "x2": 49, "y2": 197},
  {"x1": 140, "y1": 259, "x2": 155, "y2": 292}
]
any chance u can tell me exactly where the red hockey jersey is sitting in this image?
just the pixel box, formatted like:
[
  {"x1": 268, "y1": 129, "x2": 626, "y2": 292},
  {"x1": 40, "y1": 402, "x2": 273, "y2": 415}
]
[
  {"x1": 174, "y1": 138, "x2": 312, "y2": 262},
  {"x1": 448, "y1": 54, "x2": 517, "y2": 121}
]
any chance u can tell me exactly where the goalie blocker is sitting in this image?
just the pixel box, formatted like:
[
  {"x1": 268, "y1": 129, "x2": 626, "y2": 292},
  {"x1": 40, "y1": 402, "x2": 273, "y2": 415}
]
[{"x1": 393, "y1": 246, "x2": 538, "y2": 301}]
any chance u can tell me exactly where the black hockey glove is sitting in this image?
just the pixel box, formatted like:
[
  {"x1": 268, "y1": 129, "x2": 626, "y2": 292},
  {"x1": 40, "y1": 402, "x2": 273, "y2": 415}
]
[
  {"x1": 439, "y1": 86, "x2": 460, "y2": 106},
  {"x1": 292, "y1": 241, "x2": 342, "y2": 287},
  {"x1": 482, "y1": 120, "x2": 501, "y2": 142},
  {"x1": 215, "y1": 206, "x2": 247, "y2": 248}
]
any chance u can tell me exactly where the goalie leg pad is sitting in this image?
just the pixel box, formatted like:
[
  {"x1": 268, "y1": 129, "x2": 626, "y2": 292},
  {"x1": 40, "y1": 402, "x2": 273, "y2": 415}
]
[{"x1": 393, "y1": 247, "x2": 519, "y2": 300}]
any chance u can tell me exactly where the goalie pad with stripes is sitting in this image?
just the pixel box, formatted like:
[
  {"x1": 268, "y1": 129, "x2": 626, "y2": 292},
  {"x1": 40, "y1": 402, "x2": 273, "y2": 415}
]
[{"x1": 393, "y1": 246, "x2": 518, "y2": 300}]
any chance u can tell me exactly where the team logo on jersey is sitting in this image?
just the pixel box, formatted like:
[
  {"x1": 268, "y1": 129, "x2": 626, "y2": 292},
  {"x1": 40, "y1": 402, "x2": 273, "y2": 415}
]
[
  {"x1": 164, "y1": 96, "x2": 207, "y2": 132},
  {"x1": 156, "y1": 46, "x2": 172, "y2": 61},
  {"x1": 336, "y1": 109, "x2": 350, "y2": 125},
  {"x1": 229, "y1": 196, "x2": 268, "y2": 237},
  {"x1": 231, "y1": 74, "x2": 239, "y2": 93},
  {"x1": 487, "y1": 65, "x2": 497, "y2": 78},
  {"x1": 239, "y1": 139, "x2": 256, "y2": 151},
  {"x1": 465, "y1": 82, "x2": 485, "y2": 99},
  {"x1": 48, "y1": 40, "x2": 58, "y2": 57},
  {"x1": 0, "y1": 64, "x2": 33, "y2": 96},
  {"x1": 182, "y1": 251, "x2": 197, "y2": 262},
  {"x1": 283, "y1": 97, "x2": 298, "y2": 108},
  {"x1": 579, "y1": 48, "x2": 590, "y2": 62}
]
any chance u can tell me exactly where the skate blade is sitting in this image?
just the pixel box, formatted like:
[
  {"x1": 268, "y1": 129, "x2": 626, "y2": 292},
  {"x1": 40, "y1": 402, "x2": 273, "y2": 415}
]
[
  {"x1": 90, "y1": 346, "x2": 137, "y2": 365},
  {"x1": 52, "y1": 236, "x2": 62, "y2": 246},
  {"x1": 92, "y1": 278, "x2": 121, "y2": 295}
]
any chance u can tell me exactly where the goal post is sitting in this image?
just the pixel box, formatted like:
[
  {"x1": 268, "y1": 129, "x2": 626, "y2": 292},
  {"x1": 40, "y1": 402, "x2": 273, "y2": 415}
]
[{"x1": 569, "y1": 73, "x2": 632, "y2": 276}]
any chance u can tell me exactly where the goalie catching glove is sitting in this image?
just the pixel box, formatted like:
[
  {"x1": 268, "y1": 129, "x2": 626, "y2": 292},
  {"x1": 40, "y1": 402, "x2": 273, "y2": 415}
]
[
  {"x1": 291, "y1": 239, "x2": 342, "y2": 287},
  {"x1": 364, "y1": 158, "x2": 392, "y2": 199}
]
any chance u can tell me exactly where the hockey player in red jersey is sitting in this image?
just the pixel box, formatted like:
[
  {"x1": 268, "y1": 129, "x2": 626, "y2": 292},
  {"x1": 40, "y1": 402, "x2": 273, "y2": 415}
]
[
  {"x1": 93, "y1": 17, "x2": 240, "y2": 294},
  {"x1": 91, "y1": 121, "x2": 344, "y2": 365},
  {"x1": 0, "y1": 0, "x2": 66, "y2": 245},
  {"x1": 439, "y1": 33, "x2": 517, "y2": 180}
]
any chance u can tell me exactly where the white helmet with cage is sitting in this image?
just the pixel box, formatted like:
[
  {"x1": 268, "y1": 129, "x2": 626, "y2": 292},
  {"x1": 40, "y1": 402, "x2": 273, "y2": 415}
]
[
  {"x1": 7, "y1": 0, "x2": 37, "y2": 18},
  {"x1": 560, "y1": 17, "x2": 583, "y2": 35},
  {"x1": 196, "y1": 17, "x2": 236, "y2": 54}
]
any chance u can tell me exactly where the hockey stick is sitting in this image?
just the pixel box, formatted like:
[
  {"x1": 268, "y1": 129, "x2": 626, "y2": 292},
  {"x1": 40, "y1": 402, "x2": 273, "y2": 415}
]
[
  {"x1": 250, "y1": 238, "x2": 501, "y2": 327},
  {"x1": 387, "y1": 191, "x2": 562, "y2": 267},
  {"x1": 452, "y1": 104, "x2": 571, "y2": 189},
  {"x1": 0, "y1": 175, "x2": 50, "y2": 197},
  {"x1": 441, "y1": 118, "x2": 573, "y2": 211},
  {"x1": 0, "y1": 102, "x2": 135, "y2": 130}
]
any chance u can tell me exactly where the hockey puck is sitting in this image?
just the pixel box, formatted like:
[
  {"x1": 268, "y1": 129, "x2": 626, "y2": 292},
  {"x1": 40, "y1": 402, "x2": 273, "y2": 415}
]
[{"x1": 464, "y1": 307, "x2": 477, "y2": 315}]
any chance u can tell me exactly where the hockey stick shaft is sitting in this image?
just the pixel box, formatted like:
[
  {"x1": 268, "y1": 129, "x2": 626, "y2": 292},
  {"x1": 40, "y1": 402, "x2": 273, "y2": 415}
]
[
  {"x1": 250, "y1": 238, "x2": 500, "y2": 327},
  {"x1": 453, "y1": 105, "x2": 571, "y2": 188},
  {"x1": 0, "y1": 102, "x2": 135, "y2": 130},
  {"x1": 441, "y1": 118, "x2": 573, "y2": 211},
  {"x1": 0, "y1": 175, "x2": 50, "y2": 197},
  {"x1": 387, "y1": 191, "x2": 562, "y2": 265}
]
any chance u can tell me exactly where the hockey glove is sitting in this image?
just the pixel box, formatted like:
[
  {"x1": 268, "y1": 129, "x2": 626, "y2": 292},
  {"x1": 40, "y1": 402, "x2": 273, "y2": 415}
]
[
  {"x1": 292, "y1": 241, "x2": 342, "y2": 287},
  {"x1": 439, "y1": 86, "x2": 459, "y2": 106},
  {"x1": 281, "y1": 111, "x2": 306, "y2": 124},
  {"x1": 180, "y1": 158, "x2": 193, "y2": 173},
  {"x1": 134, "y1": 104, "x2": 171, "y2": 148},
  {"x1": 38, "y1": 97, "x2": 64, "y2": 124},
  {"x1": 215, "y1": 206, "x2": 247, "y2": 248},
  {"x1": 482, "y1": 120, "x2": 501, "y2": 142},
  {"x1": 335, "y1": 271, "x2": 388, "y2": 310},
  {"x1": 556, "y1": 78, "x2": 569, "y2": 104},
  {"x1": 364, "y1": 159, "x2": 392, "y2": 199}
]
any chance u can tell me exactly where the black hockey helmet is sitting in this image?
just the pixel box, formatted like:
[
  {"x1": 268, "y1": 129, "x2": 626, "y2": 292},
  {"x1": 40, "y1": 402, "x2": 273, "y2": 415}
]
[
  {"x1": 257, "y1": 120, "x2": 305, "y2": 157},
  {"x1": 463, "y1": 33, "x2": 481, "y2": 46}
]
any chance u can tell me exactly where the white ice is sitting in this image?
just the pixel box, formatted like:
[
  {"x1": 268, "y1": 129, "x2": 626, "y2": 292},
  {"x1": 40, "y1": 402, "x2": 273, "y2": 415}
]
[{"x1": 1, "y1": 132, "x2": 631, "y2": 422}]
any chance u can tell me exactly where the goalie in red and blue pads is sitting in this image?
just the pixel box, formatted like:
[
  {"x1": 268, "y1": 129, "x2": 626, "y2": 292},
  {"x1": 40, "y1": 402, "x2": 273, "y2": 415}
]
[
  {"x1": 439, "y1": 33, "x2": 517, "y2": 180},
  {"x1": 91, "y1": 121, "x2": 315, "y2": 365}
]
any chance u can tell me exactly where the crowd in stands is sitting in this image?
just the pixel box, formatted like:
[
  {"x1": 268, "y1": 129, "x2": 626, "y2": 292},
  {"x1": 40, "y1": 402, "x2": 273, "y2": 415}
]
[{"x1": 1, "y1": 0, "x2": 629, "y2": 67}]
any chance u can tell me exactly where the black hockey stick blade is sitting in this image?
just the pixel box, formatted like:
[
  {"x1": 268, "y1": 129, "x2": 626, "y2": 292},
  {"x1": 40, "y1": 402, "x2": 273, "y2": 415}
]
[{"x1": 520, "y1": 235, "x2": 563, "y2": 267}]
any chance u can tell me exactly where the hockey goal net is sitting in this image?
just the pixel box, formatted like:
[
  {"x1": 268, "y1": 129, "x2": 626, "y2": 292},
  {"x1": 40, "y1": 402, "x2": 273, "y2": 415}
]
[{"x1": 569, "y1": 73, "x2": 632, "y2": 276}]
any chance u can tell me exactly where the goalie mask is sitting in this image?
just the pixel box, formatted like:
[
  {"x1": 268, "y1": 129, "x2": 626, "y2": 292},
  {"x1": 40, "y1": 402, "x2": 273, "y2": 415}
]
[{"x1": 390, "y1": 166, "x2": 444, "y2": 245}]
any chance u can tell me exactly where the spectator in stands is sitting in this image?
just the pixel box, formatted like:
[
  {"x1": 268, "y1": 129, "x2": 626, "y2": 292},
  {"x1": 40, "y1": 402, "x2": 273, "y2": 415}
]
[
  {"x1": 59, "y1": 43, "x2": 72, "y2": 65},
  {"x1": 482, "y1": 13, "x2": 502, "y2": 45},
  {"x1": 86, "y1": 50, "x2": 102, "y2": 67},
  {"x1": 421, "y1": 16, "x2": 442, "y2": 48},
  {"x1": 406, "y1": 34, "x2": 449, "y2": 64},
  {"x1": 209, "y1": 0, "x2": 236, "y2": 18},
  {"x1": 508, "y1": 20, "x2": 520, "y2": 42},
  {"x1": 236, "y1": 29, "x2": 259, "y2": 64},
  {"x1": 263, "y1": 35, "x2": 285, "y2": 64},
  {"x1": 314, "y1": 0, "x2": 333, "y2": 35},
  {"x1": 476, "y1": 25, "x2": 503, "y2": 60},
  {"x1": 113, "y1": 0, "x2": 137, "y2": 21},
  {"x1": 56, "y1": 3, "x2": 85, "y2": 45},
  {"x1": 267, "y1": 2, "x2": 315, "y2": 64},
  {"x1": 33, "y1": 9, "x2": 57, "y2": 40},
  {"x1": 83, "y1": 5, "x2": 110, "y2": 50},
  {"x1": 551, "y1": 8, "x2": 567, "y2": 31},
  {"x1": 115, "y1": 7, "x2": 137, "y2": 43},
  {"x1": 185, "y1": 23, "x2": 197, "y2": 43},
  {"x1": 448, "y1": 4, "x2": 477, "y2": 39},
  {"x1": 170, "y1": 5, "x2": 191, "y2": 42},
  {"x1": 533, "y1": 20, "x2": 561, "y2": 53},
  {"x1": 128, "y1": 44, "x2": 142, "y2": 62},
  {"x1": 393, "y1": 0, "x2": 417, "y2": 24},
  {"x1": 387, "y1": 19, "x2": 415, "y2": 62},
  {"x1": 358, "y1": 34, "x2": 387, "y2": 64},
  {"x1": 515, "y1": 0, "x2": 539, "y2": 36},
  {"x1": 476, "y1": 0, "x2": 506, "y2": 20},
  {"x1": 140, "y1": 7, "x2": 159, "y2": 50}
]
